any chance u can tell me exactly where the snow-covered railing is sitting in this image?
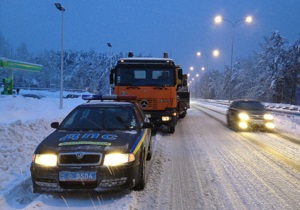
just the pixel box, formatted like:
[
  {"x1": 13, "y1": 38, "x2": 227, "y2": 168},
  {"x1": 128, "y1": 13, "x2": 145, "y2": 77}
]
[{"x1": 192, "y1": 98, "x2": 300, "y2": 116}]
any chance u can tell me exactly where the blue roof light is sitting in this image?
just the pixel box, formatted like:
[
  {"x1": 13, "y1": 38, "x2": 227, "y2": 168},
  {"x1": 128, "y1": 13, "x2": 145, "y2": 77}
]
[{"x1": 82, "y1": 95, "x2": 137, "y2": 101}]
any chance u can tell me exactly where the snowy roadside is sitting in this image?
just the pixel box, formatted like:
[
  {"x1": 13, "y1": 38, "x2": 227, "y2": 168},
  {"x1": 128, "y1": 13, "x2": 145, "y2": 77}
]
[{"x1": 0, "y1": 91, "x2": 84, "y2": 197}]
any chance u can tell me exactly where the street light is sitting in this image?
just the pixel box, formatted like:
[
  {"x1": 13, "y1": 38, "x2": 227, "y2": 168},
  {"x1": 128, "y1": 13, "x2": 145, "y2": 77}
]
[
  {"x1": 212, "y1": 49, "x2": 220, "y2": 57},
  {"x1": 196, "y1": 49, "x2": 220, "y2": 71},
  {"x1": 55, "y1": 3, "x2": 65, "y2": 109},
  {"x1": 214, "y1": 15, "x2": 253, "y2": 101}
]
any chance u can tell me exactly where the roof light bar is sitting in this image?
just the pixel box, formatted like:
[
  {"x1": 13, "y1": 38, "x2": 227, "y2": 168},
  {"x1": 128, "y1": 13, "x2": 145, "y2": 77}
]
[{"x1": 82, "y1": 95, "x2": 137, "y2": 101}]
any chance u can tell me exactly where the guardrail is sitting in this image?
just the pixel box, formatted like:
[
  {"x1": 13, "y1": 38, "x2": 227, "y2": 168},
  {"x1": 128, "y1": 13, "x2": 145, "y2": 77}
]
[
  {"x1": 14, "y1": 87, "x2": 86, "y2": 93},
  {"x1": 193, "y1": 98, "x2": 300, "y2": 116}
]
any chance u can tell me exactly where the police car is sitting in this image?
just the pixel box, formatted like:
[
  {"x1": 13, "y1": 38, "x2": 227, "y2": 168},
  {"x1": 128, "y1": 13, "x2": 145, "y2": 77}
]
[{"x1": 30, "y1": 95, "x2": 153, "y2": 192}]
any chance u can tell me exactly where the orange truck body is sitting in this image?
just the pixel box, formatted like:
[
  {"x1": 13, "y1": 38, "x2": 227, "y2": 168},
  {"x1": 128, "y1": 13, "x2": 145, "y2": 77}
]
[{"x1": 110, "y1": 53, "x2": 189, "y2": 133}]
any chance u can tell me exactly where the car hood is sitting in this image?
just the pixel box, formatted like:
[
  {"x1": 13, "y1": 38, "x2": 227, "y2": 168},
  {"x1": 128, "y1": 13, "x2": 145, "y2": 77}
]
[{"x1": 34, "y1": 129, "x2": 141, "y2": 154}]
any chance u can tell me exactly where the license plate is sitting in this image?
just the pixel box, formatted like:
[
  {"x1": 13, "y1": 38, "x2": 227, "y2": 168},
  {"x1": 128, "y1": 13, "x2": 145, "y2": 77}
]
[{"x1": 59, "y1": 171, "x2": 96, "y2": 181}]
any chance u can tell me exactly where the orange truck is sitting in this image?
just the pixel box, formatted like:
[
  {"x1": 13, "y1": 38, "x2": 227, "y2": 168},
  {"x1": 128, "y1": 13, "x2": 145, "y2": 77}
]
[{"x1": 110, "y1": 52, "x2": 190, "y2": 133}]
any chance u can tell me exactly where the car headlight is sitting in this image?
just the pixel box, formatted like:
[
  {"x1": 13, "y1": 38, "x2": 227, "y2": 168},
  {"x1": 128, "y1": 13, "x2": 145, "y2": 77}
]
[
  {"x1": 265, "y1": 122, "x2": 275, "y2": 129},
  {"x1": 33, "y1": 154, "x2": 57, "y2": 167},
  {"x1": 238, "y1": 121, "x2": 248, "y2": 129},
  {"x1": 238, "y1": 112, "x2": 250, "y2": 121},
  {"x1": 103, "y1": 153, "x2": 135, "y2": 166},
  {"x1": 264, "y1": 113, "x2": 274, "y2": 120}
]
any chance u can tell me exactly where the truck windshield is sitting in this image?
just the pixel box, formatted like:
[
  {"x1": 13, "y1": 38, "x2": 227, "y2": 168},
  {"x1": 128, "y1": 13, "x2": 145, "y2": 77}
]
[{"x1": 116, "y1": 67, "x2": 175, "y2": 86}]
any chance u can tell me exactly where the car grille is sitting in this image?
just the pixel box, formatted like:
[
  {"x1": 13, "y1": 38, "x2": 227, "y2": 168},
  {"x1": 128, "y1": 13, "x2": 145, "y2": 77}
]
[
  {"x1": 250, "y1": 114, "x2": 263, "y2": 120},
  {"x1": 137, "y1": 99, "x2": 158, "y2": 109},
  {"x1": 58, "y1": 152, "x2": 102, "y2": 166}
]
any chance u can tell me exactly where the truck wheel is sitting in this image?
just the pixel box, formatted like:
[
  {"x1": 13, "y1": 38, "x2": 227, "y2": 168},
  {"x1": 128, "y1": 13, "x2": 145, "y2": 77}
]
[
  {"x1": 179, "y1": 111, "x2": 187, "y2": 118},
  {"x1": 169, "y1": 125, "x2": 175, "y2": 133},
  {"x1": 151, "y1": 127, "x2": 158, "y2": 136},
  {"x1": 132, "y1": 152, "x2": 146, "y2": 191}
]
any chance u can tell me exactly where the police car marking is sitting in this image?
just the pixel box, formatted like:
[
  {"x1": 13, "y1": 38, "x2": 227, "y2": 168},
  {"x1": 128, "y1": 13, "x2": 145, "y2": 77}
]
[
  {"x1": 101, "y1": 134, "x2": 118, "y2": 140},
  {"x1": 58, "y1": 141, "x2": 111, "y2": 146}
]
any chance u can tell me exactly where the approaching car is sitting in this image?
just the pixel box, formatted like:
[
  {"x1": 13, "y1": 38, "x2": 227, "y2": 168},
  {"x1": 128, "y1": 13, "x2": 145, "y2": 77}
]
[
  {"x1": 31, "y1": 95, "x2": 153, "y2": 193},
  {"x1": 226, "y1": 99, "x2": 275, "y2": 131}
]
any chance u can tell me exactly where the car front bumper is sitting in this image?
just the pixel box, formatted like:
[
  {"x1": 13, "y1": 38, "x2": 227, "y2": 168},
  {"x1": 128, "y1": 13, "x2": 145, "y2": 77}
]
[
  {"x1": 30, "y1": 162, "x2": 139, "y2": 193},
  {"x1": 238, "y1": 119, "x2": 275, "y2": 130}
]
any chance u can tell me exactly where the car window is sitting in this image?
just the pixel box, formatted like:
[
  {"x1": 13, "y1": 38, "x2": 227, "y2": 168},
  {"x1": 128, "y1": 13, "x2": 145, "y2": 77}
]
[
  {"x1": 107, "y1": 107, "x2": 136, "y2": 130},
  {"x1": 236, "y1": 101, "x2": 264, "y2": 110},
  {"x1": 59, "y1": 106, "x2": 137, "y2": 131}
]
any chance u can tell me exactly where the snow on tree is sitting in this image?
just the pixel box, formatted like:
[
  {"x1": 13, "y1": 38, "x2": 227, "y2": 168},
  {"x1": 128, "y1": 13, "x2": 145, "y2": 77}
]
[{"x1": 254, "y1": 31, "x2": 288, "y2": 103}]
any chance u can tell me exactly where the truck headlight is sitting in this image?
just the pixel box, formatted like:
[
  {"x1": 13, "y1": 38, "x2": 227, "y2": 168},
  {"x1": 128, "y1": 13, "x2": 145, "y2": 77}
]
[
  {"x1": 264, "y1": 113, "x2": 274, "y2": 120},
  {"x1": 162, "y1": 116, "x2": 171, "y2": 121},
  {"x1": 103, "y1": 153, "x2": 135, "y2": 166},
  {"x1": 238, "y1": 112, "x2": 250, "y2": 121},
  {"x1": 34, "y1": 154, "x2": 57, "y2": 167}
]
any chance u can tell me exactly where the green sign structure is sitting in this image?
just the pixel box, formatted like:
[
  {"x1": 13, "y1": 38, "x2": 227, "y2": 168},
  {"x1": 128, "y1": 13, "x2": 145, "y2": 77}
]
[{"x1": 0, "y1": 57, "x2": 42, "y2": 95}]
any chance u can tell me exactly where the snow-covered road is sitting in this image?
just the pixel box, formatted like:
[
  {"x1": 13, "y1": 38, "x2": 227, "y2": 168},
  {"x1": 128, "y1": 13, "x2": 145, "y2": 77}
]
[
  {"x1": 1, "y1": 96, "x2": 300, "y2": 209},
  {"x1": 132, "y1": 103, "x2": 300, "y2": 210}
]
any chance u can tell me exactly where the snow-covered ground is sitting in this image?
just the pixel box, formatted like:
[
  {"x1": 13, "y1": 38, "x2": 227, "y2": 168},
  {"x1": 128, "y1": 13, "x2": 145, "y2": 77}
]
[{"x1": 0, "y1": 90, "x2": 300, "y2": 209}]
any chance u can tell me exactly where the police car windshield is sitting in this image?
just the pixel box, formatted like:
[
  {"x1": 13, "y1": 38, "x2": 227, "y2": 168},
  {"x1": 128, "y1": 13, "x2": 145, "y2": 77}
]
[
  {"x1": 116, "y1": 67, "x2": 175, "y2": 86},
  {"x1": 59, "y1": 106, "x2": 136, "y2": 131}
]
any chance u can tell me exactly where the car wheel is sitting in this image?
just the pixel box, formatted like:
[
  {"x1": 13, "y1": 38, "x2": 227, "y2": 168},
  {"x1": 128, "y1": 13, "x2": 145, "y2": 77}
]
[
  {"x1": 227, "y1": 117, "x2": 238, "y2": 131},
  {"x1": 146, "y1": 139, "x2": 152, "y2": 161},
  {"x1": 227, "y1": 116, "x2": 233, "y2": 128},
  {"x1": 132, "y1": 152, "x2": 146, "y2": 191},
  {"x1": 32, "y1": 182, "x2": 42, "y2": 194}
]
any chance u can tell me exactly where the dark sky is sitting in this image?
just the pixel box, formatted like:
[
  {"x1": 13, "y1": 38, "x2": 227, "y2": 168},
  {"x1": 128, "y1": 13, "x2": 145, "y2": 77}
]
[{"x1": 1, "y1": 0, "x2": 300, "y2": 73}]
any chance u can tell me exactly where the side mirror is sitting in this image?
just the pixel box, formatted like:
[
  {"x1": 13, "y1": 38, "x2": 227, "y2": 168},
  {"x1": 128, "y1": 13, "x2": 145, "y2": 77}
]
[{"x1": 51, "y1": 122, "x2": 59, "y2": 128}]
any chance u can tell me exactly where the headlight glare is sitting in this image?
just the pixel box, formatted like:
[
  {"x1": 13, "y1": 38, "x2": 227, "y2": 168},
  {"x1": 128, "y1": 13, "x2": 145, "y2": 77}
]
[
  {"x1": 238, "y1": 121, "x2": 248, "y2": 129},
  {"x1": 265, "y1": 122, "x2": 275, "y2": 129},
  {"x1": 34, "y1": 154, "x2": 57, "y2": 166},
  {"x1": 264, "y1": 113, "x2": 274, "y2": 120},
  {"x1": 103, "y1": 153, "x2": 135, "y2": 166},
  {"x1": 162, "y1": 116, "x2": 171, "y2": 121},
  {"x1": 238, "y1": 112, "x2": 250, "y2": 121}
]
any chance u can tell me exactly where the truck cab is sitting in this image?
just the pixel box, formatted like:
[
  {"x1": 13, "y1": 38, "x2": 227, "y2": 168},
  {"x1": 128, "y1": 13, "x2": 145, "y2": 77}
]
[{"x1": 110, "y1": 52, "x2": 189, "y2": 133}]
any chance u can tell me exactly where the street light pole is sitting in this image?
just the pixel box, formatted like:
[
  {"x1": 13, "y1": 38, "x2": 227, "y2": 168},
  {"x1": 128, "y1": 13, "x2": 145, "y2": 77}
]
[
  {"x1": 55, "y1": 3, "x2": 65, "y2": 109},
  {"x1": 107, "y1": 42, "x2": 112, "y2": 70},
  {"x1": 107, "y1": 43, "x2": 112, "y2": 94},
  {"x1": 214, "y1": 15, "x2": 252, "y2": 101}
]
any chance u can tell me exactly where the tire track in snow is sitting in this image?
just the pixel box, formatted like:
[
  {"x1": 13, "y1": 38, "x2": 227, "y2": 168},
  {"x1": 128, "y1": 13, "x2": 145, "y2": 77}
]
[
  {"x1": 192, "y1": 104, "x2": 300, "y2": 209},
  {"x1": 193, "y1": 103, "x2": 300, "y2": 174}
]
